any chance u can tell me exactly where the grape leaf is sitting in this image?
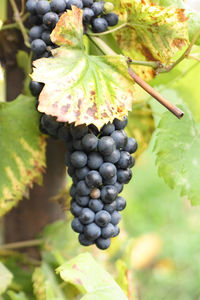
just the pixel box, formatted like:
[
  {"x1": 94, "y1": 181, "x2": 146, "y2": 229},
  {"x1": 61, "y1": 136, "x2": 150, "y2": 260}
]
[
  {"x1": 33, "y1": 263, "x2": 66, "y2": 300},
  {"x1": 153, "y1": 0, "x2": 200, "y2": 45},
  {"x1": 154, "y1": 103, "x2": 200, "y2": 205},
  {"x1": 0, "y1": 262, "x2": 13, "y2": 294},
  {"x1": 31, "y1": 7, "x2": 135, "y2": 129},
  {"x1": 0, "y1": 94, "x2": 46, "y2": 217},
  {"x1": 107, "y1": 0, "x2": 188, "y2": 69},
  {"x1": 6, "y1": 291, "x2": 29, "y2": 300},
  {"x1": 57, "y1": 253, "x2": 128, "y2": 300}
]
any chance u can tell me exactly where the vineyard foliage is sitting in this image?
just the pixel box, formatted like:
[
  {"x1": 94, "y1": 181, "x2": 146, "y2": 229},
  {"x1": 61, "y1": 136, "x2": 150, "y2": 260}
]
[{"x1": 0, "y1": 0, "x2": 200, "y2": 298}]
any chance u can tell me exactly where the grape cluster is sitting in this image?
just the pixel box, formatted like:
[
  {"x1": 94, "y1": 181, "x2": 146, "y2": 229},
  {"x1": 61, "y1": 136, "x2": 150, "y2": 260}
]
[
  {"x1": 26, "y1": 0, "x2": 119, "y2": 60},
  {"x1": 40, "y1": 115, "x2": 138, "y2": 250}
]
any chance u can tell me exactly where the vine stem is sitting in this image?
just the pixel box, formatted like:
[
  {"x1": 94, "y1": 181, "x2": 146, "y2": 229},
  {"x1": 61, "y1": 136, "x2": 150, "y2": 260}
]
[
  {"x1": 87, "y1": 23, "x2": 129, "y2": 36},
  {"x1": 88, "y1": 35, "x2": 184, "y2": 119},
  {"x1": 9, "y1": 0, "x2": 30, "y2": 48},
  {"x1": 0, "y1": 239, "x2": 43, "y2": 250},
  {"x1": 128, "y1": 68, "x2": 184, "y2": 119}
]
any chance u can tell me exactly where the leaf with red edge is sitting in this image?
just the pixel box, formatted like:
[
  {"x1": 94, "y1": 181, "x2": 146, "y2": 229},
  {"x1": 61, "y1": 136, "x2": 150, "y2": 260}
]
[{"x1": 31, "y1": 7, "x2": 135, "y2": 129}]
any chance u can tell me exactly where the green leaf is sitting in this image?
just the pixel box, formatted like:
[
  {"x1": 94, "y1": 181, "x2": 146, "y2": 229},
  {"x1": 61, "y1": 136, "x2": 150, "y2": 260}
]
[
  {"x1": 154, "y1": 103, "x2": 200, "y2": 205},
  {"x1": 57, "y1": 253, "x2": 128, "y2": 300},
  {"x1": 0, "y1": 262, "x2": 13, "y2": 294},
  {"x1": 16, "y1": 51, "x2": 32, "y2": 96},
  {"x1": 127, "y1": 104, "x2": 155, "y2": 158},
  {"x1": 32, "y1": 7, "x2": 135, "y2": 129},
  {"x1": 0, "y1": 94, "x2": 46, "y2": 217},
  {"x1": 6, "y1": 291, "x2": 29, "y2": 300},
  {"x1": 32, "y1": 263, "x2": 66, "y2": 300},
  {"x1": 109, "y1": 0, "x2": 188, "y2": 70}
]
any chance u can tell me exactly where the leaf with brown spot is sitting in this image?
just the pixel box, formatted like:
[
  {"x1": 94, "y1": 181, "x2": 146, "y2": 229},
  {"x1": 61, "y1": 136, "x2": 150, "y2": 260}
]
[
  {"x1": 32, "y1": 7, "x2": 135, "y2": 129},
  {"x1": 0, "y1": 94, "x2": 46, "y2": 217},
  {"x1": 106, "y1": 0, "x2": 188, "y2": 77}
]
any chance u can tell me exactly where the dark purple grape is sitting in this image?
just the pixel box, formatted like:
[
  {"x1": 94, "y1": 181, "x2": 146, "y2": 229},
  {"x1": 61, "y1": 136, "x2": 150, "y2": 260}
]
[
  {"x1": 84, "y1": 223, "x2": 101, "y2": 240},
  {"x1": 92, "y1": 18, "x2": 108, "y2": 33},
  {"x1": 102, "y1": 13, "x2": 119, "y2": 27},
  {"x1": 101, "y1": 223, "x2": 115, "y2": 238},
  {"x1": 71, "y1": 218, "x2": 84, "y2": 233},
  {"x1": 95, "y1": 210, "x2": 111, "y2": 227},
  {"x1": 101, "y1": 185, "x2": 118, "y2": 204},
  {"x1": 89, "y1": 199, "x2": 104, "y2": 212},
  {"x1": 79, "y1": 208, "x2": 95, "y2": 224},
  {"x1": 85, "y1": 171, "x2": 102, "y2": 188},
  {"x1": 96, "y1": 237, "x2": 111, "y2": 250}
]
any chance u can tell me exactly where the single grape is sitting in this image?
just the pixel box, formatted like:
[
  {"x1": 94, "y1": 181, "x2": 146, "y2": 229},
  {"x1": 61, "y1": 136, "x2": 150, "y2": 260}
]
[
  {"x1": 75, "y1": 195, "x2": 90, "y2": 206},
  {"x1": 73, "y1": 139, "x2": 83, "y2": 151},
  {"x1": 78, "y1": 233, "x2": 94, "y2": 246},
  {"x1": 90, "y1": 188, "x2": 101, "y2": 199},
  {"x1": 29, "y1": 25, "x2": 43, "y2": 40},
  {"x1": 36, "y1": 0, "x2": 50, "y2": 15},
  {"x1": 91, "y1": 2, "x2": 104, "y2": 16},
  {"x1": 104, "y1": 149, "x2": 120, "y2": 164},
  {"x1": 102, "y1": 13, "x2": 119, "y2": 26},
  {"x1": 89, "y1": 199, "x2": 104, "y2": 212},
  {"x1": 29, "y1": 80, "x2": 44, "y2": 97},
  {"x1": 88, "y1": 124, "x2": 99, "y2": 135},
  {"x1": 124, "y1": 137, "x2": 138, "y2": 154},
  {"x1": 92, "y1": 18, "x2": 108, "y2": 33},
  {"x1": 70, "y1": 151, "x2": 87, "y2": 168},
  {"x1": 101, "y1": 223, "x2": 115, "y2": 238},
  {"x1": 96, "y1": 237, "x2": 111, "y2": 250},
  {"x1": 111, "y1": 130, "x2": 127, "y2": 149},
  {"x1": 75, "y1": 166, "x2": 90, "y2": 180},
  {"x1": 79, "y1": 208, "x2": 95, "y2": 224},
  {"x1": 114, "y1": 116, "x2": 128, "y2": 130},
  {"x1": 83, "y1": 8, "x2": 94, "y2": 24},
  {"x1": 31, "y1": 39, "x2": 46, "y2": 55},
  {"x1": 29, "y1": 14, "x2": 43, "y2": 25},
  {"x1": 70, "y1": 124, "x2": 88, "y2": 139},
  {"x1": 114, "y1": 182, "x2": 124, "y2": 194},
  {"x1": 117, "y1": 169, "x2": 132, "y2": 184},
  {"x1": 101, "y1": 122, "x2": 115, "y2": 135},
  {"x1": 113, "y1": 225, "x2": 120, "y2": 237},
  {"x1": 117, "y1": 151, "x2": 131, "y2": 169},
  {"x1": 104, "y1": 201, "x2": 117, "y2": 214},
  {"x1": 43, "y1": 12, "x2": 59, "y2": 29},
  {"x1": 116, "y1": 196, "x2": 126, "y2": 211},
  {"x1": 70, "y1": 201, "x2": 82, "y2": 217},
  {"x1": 76, "y1": 180, "x2": 91, "y2": 196},
  {"x1": 82, "y1": 133, "x2": 98, "y2": 152},
  {"x1": 104, "y1": 174, "x2": 117, "y2": 185},
  {"x1": 98, "y1": 136, "x2": 115, "y2": 156},
  {"x1": 101, "y1": 185, "x2": 118, "y2": 204},
  {"x1": 99, "y1": 162, "x2": 117, "y2": 180},
  {"x1": 26, "y1": 0, "x2": 37, "y2": 14},
  {"x1": 85, "y1": 171, "x2": 102, "y2": 188},
  {"x1": 82, "y1": 0, "x2": 93, "y2": 7},
  {"x1": 87, "y1": 152, "x2": 103, "y2": 169},
  {"x1": 40, "y1": 114, "x2": 60, "y2": 136},
  {"x1": 110, "y1": 210, "x2": 121, "y2": 225},
  {"x1": 51, "y1": 0, "x2": 66, "y2": 13},
  {"x1": 41, "y1": 30, "x2": 53, "y2": 45},
  {"x1": 66, "y1": 0, "x2": 83, "y2": 9},
  {"x1": 84, "y1": 223, "x2": 101, "y2": 240},
  {"x1": 71, "y1": 217, "x2": 84, "y2": 233},
  {"x1": 95, "y1": 210, "x2": 111, "y2": 227}
]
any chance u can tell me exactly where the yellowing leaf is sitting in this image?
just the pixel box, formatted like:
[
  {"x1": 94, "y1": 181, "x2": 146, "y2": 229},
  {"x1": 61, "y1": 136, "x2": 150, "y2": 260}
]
[
  {"x1": 107, "y1": 0, "x2": 188, "y2": 79},
  {"x1": 0, "y1": 95, "x2": 46, "y2": 217},
  {"x1": 32, "y1": 8, "x2": 135, "y2": 129}
]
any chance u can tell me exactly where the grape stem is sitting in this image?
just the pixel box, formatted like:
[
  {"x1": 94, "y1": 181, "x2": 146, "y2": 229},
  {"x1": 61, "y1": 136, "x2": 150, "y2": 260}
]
[
  {"x1": 88, "y1": 35, "x2": 184, "y2": 119},
  {"x1": 87, "y1": 23, "x2": 129, "y2": 36},
  {"x1": 8, "y1": 0, "x2": 30, "y2": 48}
]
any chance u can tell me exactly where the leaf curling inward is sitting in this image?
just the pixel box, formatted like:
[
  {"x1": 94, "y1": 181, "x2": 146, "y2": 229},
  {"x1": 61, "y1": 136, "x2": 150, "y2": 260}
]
[{"x1": 32, "y1": 7, "x2": 135, "y2": 129}]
